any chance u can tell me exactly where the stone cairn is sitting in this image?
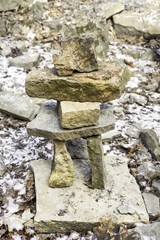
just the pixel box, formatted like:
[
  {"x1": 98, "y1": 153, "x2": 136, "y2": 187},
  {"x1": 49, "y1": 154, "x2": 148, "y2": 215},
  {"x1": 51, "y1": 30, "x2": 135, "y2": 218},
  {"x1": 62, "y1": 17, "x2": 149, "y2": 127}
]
[{"x1": 25, "y1": 36, "x2": 131, "y2": 190}]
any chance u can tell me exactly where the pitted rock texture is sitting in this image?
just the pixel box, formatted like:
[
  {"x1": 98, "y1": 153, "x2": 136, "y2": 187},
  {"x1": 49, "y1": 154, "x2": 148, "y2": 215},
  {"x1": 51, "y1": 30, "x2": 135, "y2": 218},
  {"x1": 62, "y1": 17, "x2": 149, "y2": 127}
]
[
  {"x1": 25, "y1": 61, "x2": 131, "y2": 102},
  {"x1": 49, "y1": 141, "x2": 74, "y2": 188},
  {"x1": 53, "y1": 36, "x2": 98, "y2": 76},
  {"x1": 58, "y1": 101, "x2": 100, "y2": 129}
]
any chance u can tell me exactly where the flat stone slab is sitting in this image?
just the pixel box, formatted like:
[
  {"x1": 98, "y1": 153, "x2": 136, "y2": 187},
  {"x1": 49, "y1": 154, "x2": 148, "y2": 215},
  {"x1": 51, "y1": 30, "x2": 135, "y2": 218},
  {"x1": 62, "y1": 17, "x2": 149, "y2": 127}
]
[
  {"x1": 58, "y1": 101, "x2": 100, "y2": 129},
  {"x1": 27, "y1": 101, "x2": 115, "y2": 141},
  {"x1": 25, "y1": 61, "x2": 131, "y2": 102},
  {"x1": 113, "y1": 9, "x2": 160, "y2": 38},
  {"x1": 31, "y1": 155, "x2": 149, "y2": 233},
  {"x1": 0, "y1": 91, "x2": 40, "y2": 121}
]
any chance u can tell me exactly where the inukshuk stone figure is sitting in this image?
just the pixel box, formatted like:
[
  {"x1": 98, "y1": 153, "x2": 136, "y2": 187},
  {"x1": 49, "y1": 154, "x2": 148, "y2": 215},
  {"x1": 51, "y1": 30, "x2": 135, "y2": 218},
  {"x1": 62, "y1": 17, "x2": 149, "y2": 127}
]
[{"x1": 25, "y1": 36, "x2": 131, "y2": 189}]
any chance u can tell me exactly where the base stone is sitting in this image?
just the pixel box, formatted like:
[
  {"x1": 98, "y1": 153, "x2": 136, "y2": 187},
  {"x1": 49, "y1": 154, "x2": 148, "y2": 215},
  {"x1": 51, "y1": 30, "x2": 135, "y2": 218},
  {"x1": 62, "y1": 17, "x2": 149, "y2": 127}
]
[{"x1": 31, "y1": 155, "x2": 149, "y2": 233}]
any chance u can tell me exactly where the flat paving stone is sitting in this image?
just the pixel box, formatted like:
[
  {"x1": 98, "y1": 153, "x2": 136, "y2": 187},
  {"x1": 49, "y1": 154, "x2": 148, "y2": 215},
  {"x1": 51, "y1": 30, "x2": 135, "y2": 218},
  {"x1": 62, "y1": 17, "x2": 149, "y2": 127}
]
[
  {"x1": 31, "y1": 155, "x2": 149, "y2": 233},
  {"x1": 27, "y1": 101, "x2": 115, "y2": 141}
]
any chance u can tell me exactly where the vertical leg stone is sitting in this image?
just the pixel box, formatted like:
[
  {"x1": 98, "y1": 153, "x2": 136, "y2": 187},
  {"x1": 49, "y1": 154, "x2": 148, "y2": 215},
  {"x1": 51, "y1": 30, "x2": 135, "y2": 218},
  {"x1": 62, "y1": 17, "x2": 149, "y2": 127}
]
[
  {"x1": 87, "y1": 135, "x2": 105, "y2": 189},
  {"x1": 49, "y1": 140, "x2": 74, "y2": 188}
]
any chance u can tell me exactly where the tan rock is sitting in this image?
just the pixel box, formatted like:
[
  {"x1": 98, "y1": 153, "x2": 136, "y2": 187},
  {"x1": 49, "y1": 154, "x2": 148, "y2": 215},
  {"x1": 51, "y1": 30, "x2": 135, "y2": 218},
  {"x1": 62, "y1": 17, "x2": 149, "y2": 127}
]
[
  {"x1": 25, "y1": 61, "x2": 131, "y2": 103},
  {"x1": 53, "y1": 36, "x2": 98, "y2": 76},
  {"x1": 49, "y1": 141, "x2": 74, "y2": 188},
  {"x1": 58, "y1": 101, "x2": 100, "y2": 129}
]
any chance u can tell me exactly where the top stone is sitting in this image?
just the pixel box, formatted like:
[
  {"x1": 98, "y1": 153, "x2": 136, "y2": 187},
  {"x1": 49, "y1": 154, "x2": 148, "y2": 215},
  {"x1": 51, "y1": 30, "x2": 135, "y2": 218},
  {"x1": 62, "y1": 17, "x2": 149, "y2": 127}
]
[{"x1": 53, "y1": 36, "x2": 98, "y2": 76}]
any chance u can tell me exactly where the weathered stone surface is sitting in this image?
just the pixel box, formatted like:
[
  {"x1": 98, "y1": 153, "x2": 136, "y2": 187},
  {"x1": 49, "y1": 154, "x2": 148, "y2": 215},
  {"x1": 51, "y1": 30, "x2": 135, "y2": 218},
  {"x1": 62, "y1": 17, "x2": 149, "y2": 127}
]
[
  {"x1": 27, "y1": 101, "x2": 115, "y2": 141},
  {"x1": 152, "y1": 179, "x2": 160, "y2": 196},
  {"x1": 113, "y1": 10, "x2": 160, "y2": 38},
  {"x1": 136, "y1": 162, "x2": 160, "y2": 180},
  {"x1": 102, "y1": 130, "x2": 121, "y2": 142},
  {"x1": 53, "y1": 36, "x2": 98, "y2": 76},
  {"x1": 0, "y1": 162, "x2": 7, "y2": 177},
  {"x1": 137, "y1": 162, "x2": 160, "y2": 180},
  {"x1": 99, "y1": 3, "x2": 124, "y2": 19},
  {"x1": 142, "y1": 193, "x2": 160, "y2": 220},
  {"x1": 0, "y1": 20, "x2": 6, "y2": 37},
  {"x1": 31, "y1": 155, "x2": 148, "y2": 233},
  {"x1": 0, "y1": 41, "x2": 27, "y2": 57},
  {"x1": 87, "y1": 135, "x2": 104, "y2": 189},
  {"x1": 25, "y1": 61, "x2": 131, "y2": 102},
  {"x1": 140, "y1": 129, "x2": 160, "y2": 161},
  {"x1": 49, "y1": 141, "x2": 74, "y2": 188},
  {"x1": 0, "y1": 0, "x2": 33, "y2": 12},
  {"x1": 58, "y1": 101, "x2": 100, "y2": 129},
  {"x1": 9, "y1": 52, "x2": 40, "y2": 70},
  {"x1": 132, "y1": 222, "x2": 160, "y2": 240},
  {"x1": 66, "y1": 138, "x2": 89, "y2": 160},
  {"x1": 0, "y1": 91, "x2": 40, "y2": 121}
]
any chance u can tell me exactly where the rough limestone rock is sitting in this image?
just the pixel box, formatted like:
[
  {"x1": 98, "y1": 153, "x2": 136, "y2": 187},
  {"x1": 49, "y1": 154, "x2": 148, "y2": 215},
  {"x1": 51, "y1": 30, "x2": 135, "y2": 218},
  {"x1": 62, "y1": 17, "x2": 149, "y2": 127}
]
[
  {"x1": 66, "y1": 138, "x2": 89, "y2": 160},
  {"x1": 9, "y1": 52, "x2": 40, "y2": 70},
  {"x1": 53, "y1": 37, "x2": 98, "y2": 76},
  {"x1": 0, "y1": 0, "x2": 33, "y2": 12},
  {"x1": 25, "y1": 61, "x2": 131, "y2": 102},
  {"x1": 142, "y1": 193, "x2": 160, "y2": 220},
  {"x1": 113, "y1": 10, "x2": 160, "y2": 38},
  {"x1": 102, "y1": 130, "x2": 121, "y2": 142},
  {"x1": 49, "y1": 141, "x2": 74, "y2": 188},
  {"x1": 87, "y1": 135, "x2": 104, "y2": 189},
  {"x1": 0, "y1": 20, "x2": 6, "y2": 37},
  {"x1": 152, "y1": 179, "x2": 160, "y2": 196},
  {"x1": 0, "y1": 91, "x2": 40, "y2": 121},
  {"x1": 132, "y1": 222, "x2": 160, "y2": 240},
  {"x1": 99, "y1": 3, "x2": 124, "y2": 19},
  {"x1": 31, "y1": 156, "x2": 149, "y2": 233},
  {"x1": 136, "y1": 162, "x2": 160, "y2": 180},
  {"x1": 58, "y1": 101, "x2": 100, "y2": 129},
  {"x1": 27, "y1": 101, "x2": 115, "y2": 141},
  {"x1": 140, "y1": 129, "x2": 160, "y2": 161}
]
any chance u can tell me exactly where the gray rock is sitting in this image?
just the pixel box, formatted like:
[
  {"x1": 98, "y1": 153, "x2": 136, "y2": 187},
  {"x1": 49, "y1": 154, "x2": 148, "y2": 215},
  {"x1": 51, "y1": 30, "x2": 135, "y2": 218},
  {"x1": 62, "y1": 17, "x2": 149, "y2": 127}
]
[
  {"x1": 0, "y1": 91, "x2": 40, "y2": 121},
  {"x1": 141, "y1": 49, "x2": 155, "y2": 60},
  {"x1": 132, "y1": 222, "x2": 160, "y2": 240},
  {"x1": 66, "y1": 138, "x2": 89, "y2": 160},
  {"x1": 53, "y1": 36, "x2": 98, "y2": 76},
  {"x1": 0, "y1": 20, "x2": 6, "y2": 37},
  {"x1": 0, "y1": 41, "x2": 27, "y2": 57},
  {"x1": 0, "y1": 162, "x2": 7, "y2": 177},
  {"x1": 29, "y1": 1, "x2": 47, "y2": 20},
  {"x1": 140, "y1": 129, "x2": 160, "y2": 161},
  {"x1": 154, "y1": 146, "x2": 160, "y2": 161},
  {"x1": 113, "y1": 10, "x2": 160, "y2": 38},
  {"x1": 0, "y1": 0, "x2": 33, "y2": 12},
  {"x1": 117, "y1": 204, "x2": 135, "y2": 215},
  {"x1": 9, "y1": 52, "x2": 40, "y2": 70},
  {"x1": 102, "y1": 130, "x2": 121, "y2": 142},
  {"x1": 152, "y1": 179, "x2": 160, "y2": 196},
  {"x1": 129, "y1": 93, "x2": 147, "y2": 106},
  {"x1": 125, "y1": 125, "x2": 140, "y2": 139},
  {"x1": 137, "y1": 162, "x2": 160, "y2": 180},
  {"x1": 87, "y1": 135, "x2": 104, "y2": 189},
  {"x1": 126, "y1": 50, "x2": 140, "y2": 59},
  {"x1": 142, "y1": 193, "x2": 160, "y2": 219},
  {"x1": 49, "y1": 141, "x2": 74, "y2": 188},
  {"x1": 27, "y1": 101, "x2": 115, "y2": 141},
  {"x1": 43, "y1": 19, "x2": 62, "y2": 32},
  {"x1": 99, "y1": 3, "x2": 124, "y2": 19},
  {"x1": 30, "y1": 156, "x2": 148, "y2": 233}
]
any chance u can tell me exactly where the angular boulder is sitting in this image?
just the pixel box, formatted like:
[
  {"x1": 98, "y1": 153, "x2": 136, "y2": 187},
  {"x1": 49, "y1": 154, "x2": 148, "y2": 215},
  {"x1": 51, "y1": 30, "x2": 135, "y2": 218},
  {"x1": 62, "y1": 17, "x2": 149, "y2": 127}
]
[
  {"x1": 113, "y1": 10, "x2": 160, "y2": 38},
  {"x1": 53, "y1": 36, "x2": 98, "y2": 76},
  {"x1": 25, "y1": 61, "x2": 131, "y2": 102},
  {"x1": 58, "y1": 101, "x2": 100, "y2": 129}
]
